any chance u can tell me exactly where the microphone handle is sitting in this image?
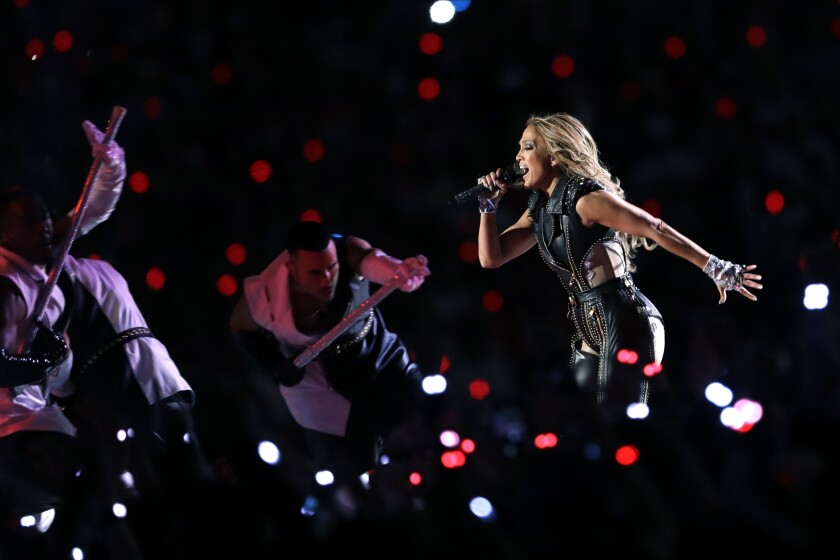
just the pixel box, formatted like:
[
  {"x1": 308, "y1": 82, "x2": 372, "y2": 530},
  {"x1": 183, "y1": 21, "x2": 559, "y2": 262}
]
[
  {"x1": 448, "y1": 165, "x2": 522, "y2": 206},
  {"x1": 449, "y1": 184, "x2": 492, "y2": 205}
]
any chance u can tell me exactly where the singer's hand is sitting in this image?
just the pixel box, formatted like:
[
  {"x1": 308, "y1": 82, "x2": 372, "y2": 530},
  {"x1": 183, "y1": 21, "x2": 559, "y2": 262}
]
[{"x1": 477, "y1": 168, "x2": 508, "y2": 213}]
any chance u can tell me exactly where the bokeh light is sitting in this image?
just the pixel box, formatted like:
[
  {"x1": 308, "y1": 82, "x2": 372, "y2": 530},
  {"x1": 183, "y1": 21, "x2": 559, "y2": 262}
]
[
  {"x1": 664, "y1": 35, "x2": 686, "y2": 58},
  {"x1": 468, "y1": 378, "x2": 490, "y2": 400},
  {"x1": 145, "y1": 267, "x2": 166, "y2": 291},
  {"x1": 419, "y1": 32, "x2": 443, "y2": 55},
  {"x1": 249, "y1": 160, "x2": 272, "y2": 183},
  {"x1": 615, "y1": 445, "x2": 640, "y2": 466},
  {"x1": 53, "y1": 30, "x2": 73, "y2": 52},
  {"x1": 225, "y1": 243, "x2": 247, "y2": 266},
  {"x1": 418, "y1": 77, "x2": 441, "y2": 100}
]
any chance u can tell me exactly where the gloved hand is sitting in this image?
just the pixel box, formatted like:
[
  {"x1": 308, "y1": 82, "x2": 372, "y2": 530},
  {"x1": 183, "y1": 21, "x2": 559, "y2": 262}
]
[
  {"x1": 83, "y1": 120, "x2": 127, "y2": 178},
  {"x1": 703, "y1": 255, "x2": 762, "y2": 304},
  {"x1": 76, "y1": 120, "x2": 127, "y2": 235}
]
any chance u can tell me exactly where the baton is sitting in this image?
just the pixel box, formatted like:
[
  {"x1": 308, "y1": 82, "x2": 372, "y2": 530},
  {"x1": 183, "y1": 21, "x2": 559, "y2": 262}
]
[
  {"x1": 16, "y1": 106, "x2": 127, "y2": 354},
  {"x1": 292, "y1": 260, "x2": 427, "y2": 368}
]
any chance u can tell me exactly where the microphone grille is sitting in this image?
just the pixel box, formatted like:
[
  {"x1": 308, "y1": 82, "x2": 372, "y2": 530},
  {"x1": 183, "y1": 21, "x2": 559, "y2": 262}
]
[{"x1": 499, "y1": 164, "x2": 524, "y2": 186}]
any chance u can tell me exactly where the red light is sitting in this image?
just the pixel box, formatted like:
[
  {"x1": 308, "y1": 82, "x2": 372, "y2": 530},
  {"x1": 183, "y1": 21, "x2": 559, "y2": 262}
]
[
  {"x1": 664, "y1": 36, "x2": 686, "y2": 59},
  {"x1": 53, "y1": 30, "x2": 73, "y2": 53},
  {"x1": 211, "y1": 63, "x2": 233, "y2": 85},
  {"x1": 764, "y1": 190, "x2": 784, "y2": 215},
  {"x1": 146, "y1": 267, "x2": 166, "y2": 291},
  {"x1": 458, "y1": 241, "x2": 478, "y2": 263},
  {"x1": 143, "y1": 97, "x2": 162, "y2": 119},
  {"x1": 716, "y1": 97, "x2": 736, "y2": 120},
  {"x1": 409, "y1": 472, "x2": 423, "y2": 485},
  {"x1": 26, "y1": 38, "x2": 44, "y2": 60},
  {"x1": 440, "y1": 450, "x2": 466, "y2": 469},
  {"x1": 482, "y1": 290, "x2": 504, "y2": 312},
  {"x1": 643, "y1": 362, "x2": 663, "y2": 377},
  {"x1": 615, "y1": 444, "x2": 639, "y2": 466},
  {"x1": 87, "y1": 253, "x2": 102, "y2": 260},
  {"x1": 641, "y1": 199, "x2": 662, "y2": 218},
  {"x1": 419, "y1": 32, "x2": 443, "y2": 55},
  {"x1": 833, "y1": 19, "x2": 840, "y2": 40},
  {"x1": 299, "y1": 209, "x2": 322, "y2": 222},
  {"x1": 534, "y1": 433, "x2": 559, "y2": 449},
  {"x1": 216, "y1": 274, "x2": 238, "y2": 296},
  {"x1": 551, "y1": 55, "x2": 575, "y2": 78},
  {"x1": 111, "y1": 42, "x2": 128, "y2": 64},
  {"x1": 128, "y1": 171, "x2": 149, "y2": 194},
  {"x1": 620, "y1": 81, "x2": 641, "y2": 103},
  {"x1": 746, "y1": 25, "x2": 767, "y2": 48},
  {"x1": 617, "y1": 349, "x2": 639, "y2": 365},
  {"x1": 460, "y1": 439, "x2": 476, "y2": 454},
  {"x1": 249, "y1": 160, "x2": 272, "y2": 183},
  {"x1": 225, "y1": 243, "x2": 247, "y2": 266},
  {"x1": 303, "y1": 140, "x2": 325, "y2": 162},
  {"x1": 14, "y1": 0, "x2": 30, "y2": 8},
  {"x1": 468, "y1": 378, "x2": 490, "y2": 400},
  {"x1": 390, "y1": 143, "x2": 413, "y2": 165},
  {"x1": 439, "y1": 354, "x2": 450, "y2": 373},
  {"x1": 418, "y1": 77, "x2": 440, "y2": 101}
]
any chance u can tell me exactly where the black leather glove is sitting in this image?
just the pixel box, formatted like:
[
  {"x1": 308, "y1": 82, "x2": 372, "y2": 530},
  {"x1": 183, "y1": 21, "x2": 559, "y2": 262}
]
[
  {"x1": 233, "y1": 329, "x2": 306, "y2": 387},
  {"x1": 0, "y1": 321, "x2": 68, "y2": 388}
]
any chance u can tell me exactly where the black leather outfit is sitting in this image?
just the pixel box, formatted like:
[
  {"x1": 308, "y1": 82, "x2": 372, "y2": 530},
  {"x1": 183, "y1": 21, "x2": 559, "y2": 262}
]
[{"x1": 528, "y1": 173, "x2": 664, "y2": 408}]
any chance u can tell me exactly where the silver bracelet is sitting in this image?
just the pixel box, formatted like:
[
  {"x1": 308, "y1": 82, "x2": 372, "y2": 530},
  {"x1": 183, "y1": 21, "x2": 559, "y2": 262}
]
[{"x1": 703, "y1": 254, "x2": 744, "y2": 290}]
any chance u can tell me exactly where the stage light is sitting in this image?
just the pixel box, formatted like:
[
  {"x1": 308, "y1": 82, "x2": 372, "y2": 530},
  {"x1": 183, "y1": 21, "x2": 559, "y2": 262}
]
[
  {"x1": 112, "y1": 503, "x2": 127, "y2": 518},
  {"x1": 551, "y1": 54, "x2": 575, "y2": 78},
  {"x1": 422, "y1": 373, "x2": 447, "y2": 395},
  {"x1": 468, "y1": 378, "x2": 490, "y2": 399},
  {"x1": 439, "y1": 429, "x2": 460, "y2": 448},
  {"x1": 615, "y1": 445, "x2": 640, "y2": 466},
  {"x1": 249, "y1": 160, "x2": 272, "y2": 183},
  {"x1": 626, "y1": 402, "x2": 650, "y2": 419},
  {"x1": 315, "y1": 470, "x2": 335, "y2": 485},
  {"x1": 664, "y1": 35, "x2": 686, "y2": 59},
  {"x1": 429, "y1": 1, "x2": 455, "y2": 24},
  {"x1": 53, "y1": 30, "x2": 73, "y2": 53},
  {"x1": 803, "y1": 283, "x2": 829, "y2": 310},
  {"x1": 716, "y1": 97, "x2": 737, "y2": 120},
  {"x1": 482, "y1": 290, "x2": 503, "y2": 312},
  {"x1": 257, "y1": 441, "x2": 281, "y2": 465},
  {"x1": 303, "y1": 139, "x2": 325, "y2": 162},
  {"x1": 469, "y1": 496, "x2": 496, "y2": 522},
  {"x1": 705, "y1": 381, "x2": 734, "y2": 407}
]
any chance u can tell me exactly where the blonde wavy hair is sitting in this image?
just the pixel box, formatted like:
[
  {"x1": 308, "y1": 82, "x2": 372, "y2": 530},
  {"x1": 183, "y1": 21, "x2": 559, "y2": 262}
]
[{"x1": 527, "y1": 112, "x2": 657, "y2": 265}]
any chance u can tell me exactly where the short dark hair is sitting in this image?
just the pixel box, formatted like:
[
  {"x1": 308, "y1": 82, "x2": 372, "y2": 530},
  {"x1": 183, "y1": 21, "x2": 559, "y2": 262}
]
[
  {"x1": 0, "y1": 189, "x2": 47, "y2": 230},
  {"x1": 286, "y1": 220, "x2": 331, "y2": 254}
]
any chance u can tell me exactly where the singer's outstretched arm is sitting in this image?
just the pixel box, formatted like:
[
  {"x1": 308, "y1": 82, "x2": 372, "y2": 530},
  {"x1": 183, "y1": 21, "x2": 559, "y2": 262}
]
[{"x1": 478, "y1": 210, "x2": 535, "y2": 269}]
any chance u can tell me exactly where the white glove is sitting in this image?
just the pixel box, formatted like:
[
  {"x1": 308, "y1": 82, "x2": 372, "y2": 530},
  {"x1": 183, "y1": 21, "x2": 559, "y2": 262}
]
[
  {"x1": 72, "y1": 120, "x2": 127, "y2": 235},
  {"x1": 360, "y1": 250, "x2": 431, "y2": 292}
]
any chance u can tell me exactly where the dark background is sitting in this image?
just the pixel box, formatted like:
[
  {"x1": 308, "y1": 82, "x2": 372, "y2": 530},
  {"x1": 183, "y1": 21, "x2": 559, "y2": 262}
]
[{"x1": 2, "y1": 1, "x2": 839, "y2": 558}]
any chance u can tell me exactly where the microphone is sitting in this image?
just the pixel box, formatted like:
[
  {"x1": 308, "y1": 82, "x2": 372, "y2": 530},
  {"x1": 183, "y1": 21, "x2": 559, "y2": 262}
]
[{"x1": 448, "y1": 164, "x2": 524, "y2": 205}]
